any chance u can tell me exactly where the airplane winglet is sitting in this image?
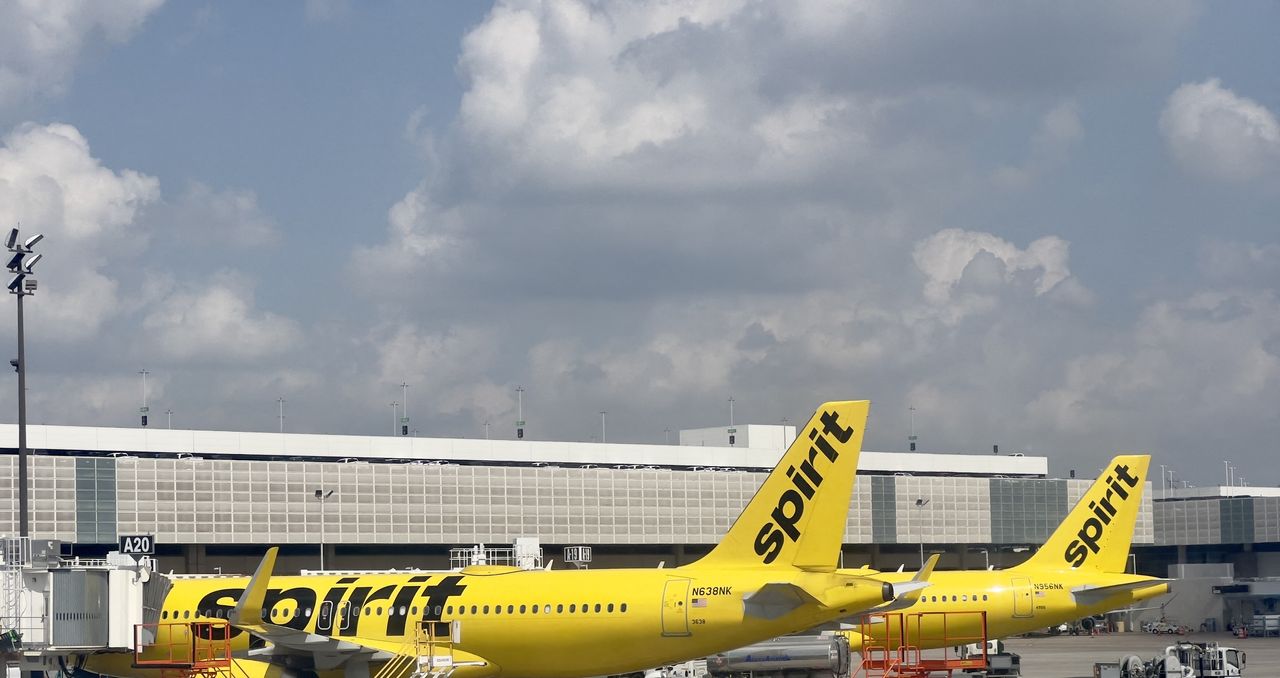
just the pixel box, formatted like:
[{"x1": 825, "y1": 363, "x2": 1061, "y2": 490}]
[{"x1": 230, "y1": 546, "x2": 278, "y2": 627}]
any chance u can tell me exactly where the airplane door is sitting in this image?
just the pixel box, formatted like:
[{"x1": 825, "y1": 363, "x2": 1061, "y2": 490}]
[
  {"x1": 662, "y1": 579, "x2": 691, "y2": 637},
  {"x1": 1011, "y1": 577, "x2": 1033, "y2": 618}
]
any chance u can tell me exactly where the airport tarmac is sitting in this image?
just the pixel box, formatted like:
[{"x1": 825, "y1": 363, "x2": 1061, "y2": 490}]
[{"x1": 1001, "y1": 632, "x2": 1277, "y2": 677}]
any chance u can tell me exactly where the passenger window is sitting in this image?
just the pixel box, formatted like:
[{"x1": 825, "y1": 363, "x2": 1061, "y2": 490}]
[
  {"x1": 494, "y1": 605, "x2": 501, "y2": 615},
  {"x1": 621, "y1": 603, "x2": 628, "y2": 613},
  {"x1": 556, "y1": 604, "x2": 563, "y2": 613},
  {"x1": 569, "y1": 604, "x2": 576, "y2": 613},
  {"x1": 411, "y1": 607, "x2": 418, "y2": 615},
  {"x1": 607, "y1": 603, "x2": 615, "y2": 613},
  {"x1": 961, "y1": 595, "x2": 967, "y2": 602},
  {"x1": 435, "y1": 606, "x2": 442, "y2": 615},
  {"x1": 483, "y1": 605, "x2": 490, "y2": 614},
  {"x1": 470, "y1": 606, "x2": 477, "y2": 615},
  {"x1": 446, "y1": 606, "x2": 453, "y2": 615},
  {"x1": 507, "y1": 605, "x2": 514, "y2": 614},
  {"x1": 519, "y1": 605, "x2": 527, "y2": 613},
  {"x1": 982, "y1": 595, "x2": 988, "y2": 601},
  {"x1": 594, "y1": 604, "x2": 602, "y2": 613}
]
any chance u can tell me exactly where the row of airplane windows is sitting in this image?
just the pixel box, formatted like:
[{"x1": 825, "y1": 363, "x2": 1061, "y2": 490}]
[
  {"x1": 923, "y1": 594, "x2": 989, "y2": 603},
  {"x1": 161, "y1": 601, "x2": 631, "y2": 621}
]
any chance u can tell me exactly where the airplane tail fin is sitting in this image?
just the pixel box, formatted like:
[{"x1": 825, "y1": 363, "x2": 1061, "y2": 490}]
[
  {"x1": 1016, "y1": 455, "x2": 1150, "y2": 573},
  {"x1": 691, "y1": 400, "x2": 869, "y2": 571}
]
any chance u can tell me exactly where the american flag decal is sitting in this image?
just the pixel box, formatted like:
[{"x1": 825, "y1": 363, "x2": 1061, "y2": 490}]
[{"x1": 691, "y1": 598, "x2": 708, "y2": 608}]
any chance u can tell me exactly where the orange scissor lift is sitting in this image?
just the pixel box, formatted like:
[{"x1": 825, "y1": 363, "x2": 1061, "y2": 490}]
[
  {"x1": 133, "y1": 621, "x2": 234, "y2": 678},
  {"x1": 854, "y1": 611, "x2": 989, "y2": 678}
]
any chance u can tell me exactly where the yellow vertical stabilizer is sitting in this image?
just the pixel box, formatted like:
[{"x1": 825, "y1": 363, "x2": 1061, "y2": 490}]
[
  {"x1": 1017, "y1": 454, "x2": 1150, "y2": 573},
  {"x1": 692, "y1": 400, "x2": 869, "y2": 571}
]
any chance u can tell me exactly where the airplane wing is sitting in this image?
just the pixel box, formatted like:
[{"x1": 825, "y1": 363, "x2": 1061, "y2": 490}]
[
  {"x1": 1071, "y1": 579, "x2": 1169, "y2": 604},
  {"x1": 227, "y1": 548, "x2": 496, "y2": 676}
]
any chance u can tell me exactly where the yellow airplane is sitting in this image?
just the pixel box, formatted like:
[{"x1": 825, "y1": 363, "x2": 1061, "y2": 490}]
[
  {"x1": 843, "y1": 454, "x2": 1169, "y2": 652},
  {"x1": 84, "y1": 400, "x2": 908, "y2": 678}
]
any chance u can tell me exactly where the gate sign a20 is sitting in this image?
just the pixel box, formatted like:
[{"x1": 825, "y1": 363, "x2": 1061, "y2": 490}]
[{"x1": 119, "y1": 534, "x2": 155, "y2": 555}]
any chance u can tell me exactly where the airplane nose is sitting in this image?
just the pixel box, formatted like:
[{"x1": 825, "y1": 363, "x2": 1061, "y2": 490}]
[{"x1": 881, "y1": 582, "x2": 894, "y2": 602}]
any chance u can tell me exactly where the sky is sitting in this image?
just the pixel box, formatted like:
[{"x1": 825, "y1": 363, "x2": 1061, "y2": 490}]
[{"x1": 0, "y1": 0, "x2": 1277, "y2": 485}]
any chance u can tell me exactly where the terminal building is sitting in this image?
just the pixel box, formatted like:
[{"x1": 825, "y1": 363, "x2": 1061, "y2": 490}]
[
  {"x1": 5, "y1": 420, "x2": 1280, "y2": 630},
  {"x1": 1, "y1": 422, "x2": 1153, "y2": 577}
]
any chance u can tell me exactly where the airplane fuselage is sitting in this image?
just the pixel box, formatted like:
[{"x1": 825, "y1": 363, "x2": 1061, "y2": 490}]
[
  {"x1": 92, "y1": 564, "x2": 888, "y2": 678},
  {"x1": 845, "y1": 568, "x2": 1168, "y2": 650}
]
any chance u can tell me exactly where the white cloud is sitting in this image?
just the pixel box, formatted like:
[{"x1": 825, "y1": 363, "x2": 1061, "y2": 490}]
[
  {"x1": 0, "y1": 0, "x2": 166, "y2": 110},
  {"x1": 142, "y1": 273, "x2": 302, "y2": 363},
  {"x1": 1028, "y1": 290, "x2": 1280, "y2": 435},
  {"x1": 159, "y1": 181, "x2": 280, "y2": 247},
  {"x1": 369, "y1": 323, "x2": 510, "y2": 421},
  {"x1": 912, "y1": 229, "x2": 1078, "y2": 305},
  {"x1": 994, "y1": 101, "x2": 1084, "y2": 189},
  {"x1": 0, "y1": 122, "x2": 160, "y2": 340},
  {"x1": 1159, "y1": 78, "x2": 1280, "y2": 182},
  {"x1": 1199, "y1": 240, "x2": 1280, "y2": 281},
  {"x1": 0, "y1": 123, "x2": 159, "y2": 240}
]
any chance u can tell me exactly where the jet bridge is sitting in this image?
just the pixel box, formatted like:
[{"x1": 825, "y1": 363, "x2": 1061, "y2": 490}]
[{"x1": 1, "y1": 537, "x2": 169, "y2": 674}]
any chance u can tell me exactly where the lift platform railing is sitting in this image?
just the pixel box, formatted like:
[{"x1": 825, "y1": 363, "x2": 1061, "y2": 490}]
[
  {"x1": 133, "y1": 621, "x2": 232, "y2": 678},
  {"x1": 855, "y1": 610, "x2": 988, "y2": 678}
]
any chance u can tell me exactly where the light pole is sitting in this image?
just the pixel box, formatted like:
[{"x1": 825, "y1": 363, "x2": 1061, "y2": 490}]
[
  {"x1": 139, "y1": 369, "x2": 150, "y2": 426},
  {"x1": 390, "y1": 401, "x2": 399, "y2": 435},
  {"x1": 515, "y1": 385, "x2": 525, "y2": 439},
  {"x1": 315, "y1": 489, "x2": 334, "y2": 570},
  {"x1": 908, "y1": 404, "x2": 918, "y2": 451},
  {"x1": 166, "y1": 409, "x2": 173, "y2": 429},
  {"x1": 728, "y1": 396, "x2": 734, "y2": 427},
  {"x1": 278, "y1": 397, "x2": 285, "y2": 433},
  {"x1": 6, "y1": 226, "x2": 43, "y2": 538},
  {"x1": 913, "y1": 497, "x2": 930, "y2": 567},
  {"x1": 600, "y1": 411, "x2": 607, "y2": 443},
  {"x1": 400, "y1": 382, "x2": 409, "y2": 436}
]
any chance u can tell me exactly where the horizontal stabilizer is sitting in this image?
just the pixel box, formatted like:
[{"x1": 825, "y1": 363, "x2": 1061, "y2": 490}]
[
  {"x1": 1071, "y1": 579, "x2": 1169, "y2": 603},
  {"x1": 743, "y1": 582, "x2": 824, "y2": 620}
]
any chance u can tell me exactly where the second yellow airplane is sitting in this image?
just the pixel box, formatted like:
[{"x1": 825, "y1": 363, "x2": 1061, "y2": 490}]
[{"x1": 843, "y1": 454, "x2": 1168, "y2": 652}]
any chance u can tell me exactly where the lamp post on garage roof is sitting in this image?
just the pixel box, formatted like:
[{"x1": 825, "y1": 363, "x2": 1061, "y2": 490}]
[{"x1": 6, "y1": 226, "x2": 44, "y2": 538}]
